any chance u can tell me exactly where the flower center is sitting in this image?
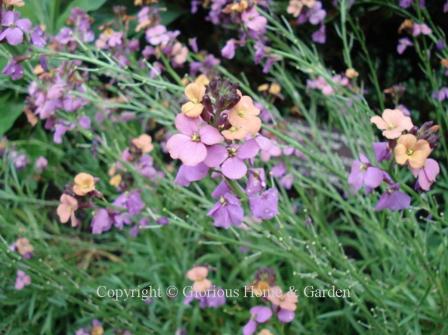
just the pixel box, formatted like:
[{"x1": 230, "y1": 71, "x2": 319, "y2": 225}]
[
  {"x1": 360, "y1": 163, "x2": 368, "y2": 171},
  {"x1": 406, "y1": 149, "x2": 414, "y2": 156},
  {"x1": 191, "y1": 133, "x2": 201, "y2": 142},
  {"x1": 219, "y1": 196, "x2": 227, "y2": 205},
  {"x1": 228, "y1": 147, "x2": 237, "y2": 157}
]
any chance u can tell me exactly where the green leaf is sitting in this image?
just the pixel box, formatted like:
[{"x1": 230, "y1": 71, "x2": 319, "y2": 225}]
[
  {"x1": 57, "y1": 0, "x2": 107, "y2": 29},
  {"x1": 0, "y1": 96, "x2": 24, "y2": 136}
]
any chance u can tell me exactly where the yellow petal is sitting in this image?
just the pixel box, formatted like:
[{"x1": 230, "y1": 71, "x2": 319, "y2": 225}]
[
  {"x1": 394, "y1": 143, "x2": 408, "y2": 165},
  {"x1": 181, "y1": 102, "x2": 203, "y2": 117},
  {"x1": 184, "y1": 83, "x2": 205, "y2": 103}
]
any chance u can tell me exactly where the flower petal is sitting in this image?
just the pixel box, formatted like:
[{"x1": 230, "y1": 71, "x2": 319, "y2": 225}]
[{"x1": 221, "y1": 157, "x2": 247, "y2": 179}]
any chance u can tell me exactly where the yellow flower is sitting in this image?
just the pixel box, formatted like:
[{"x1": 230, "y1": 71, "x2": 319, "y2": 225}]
[
  {"x1": 195, "y1": 74, "x2": 210, "y2": 86},
  {"x1": 345, "y1": 68, "x2": 359, "y2": 79},
  {"x1": 258, "y1": 330, "x2": 274, "y2": 335},
  {"x1": 181, "y1": 83, "x2": 206, "y2": 118},
  {"x1": 132, "y1": 134, "x2": 154, "y2": 153},
  {"x1": 394, "y1": 134, "x2": 431, "y2": 169},
  {"x1": 226, "y1": 95, "x2": 261, "y2": 139},
  {"x1": 109, "y1": 174, "x2": 122, "y2": 187},
  {"x1": 73, "y1": 173, "x2": 96, "y2": 196}
]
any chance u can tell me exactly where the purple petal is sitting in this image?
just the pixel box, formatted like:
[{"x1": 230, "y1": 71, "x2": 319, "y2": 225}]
[
  {"x1": 199, "y1": 125, "x2": 224, "y2": 145},
  {"x1": 375, "y1": 190, "x2": 411, "y2": 211},
  {"x1": 242, "y1": 319, "x2": 257, "y2": 335},
  {"x1": 277, "y1": 309, "x2": 295, "y2": 323},
  {"x1": 250, "y1": 306, "x2": 272, "y2": 323},
  {"x1": 16, "y1": 18, "x2": 32, "y2": 32},
  {"x1": 175, "y1": 113, "x2": 201, "y2": 136},
  {"x1": 175, "y1": 163, "x2": 209, "y2": 186},
  {"x1": 237, "y1": 139, "x2": 260, "y2": 159},
  {"x1": 221, "y1": 157, "x2": 247, "y2": 180},
  {"x1": 364, "y1": 167, "x2": 384, "y2": 189},
  {"x1": 204, "y1": 144, "x2": 228, "y2": 167},
  {"x1": 6, "y1": 28, "x2": 24, "y2": 45}
]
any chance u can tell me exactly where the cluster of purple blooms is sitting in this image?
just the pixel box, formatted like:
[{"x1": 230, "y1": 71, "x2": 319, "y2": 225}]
[
  {"x1": 9, "y1": 237, "x2": 34, "y2": 290},
  {"x1": 166, "y1": 77, "x2": 280, "y2": 228},
  {"x1": 288, "y1": 0, "x2": 328, "y2": 44},
  {"x1": 191, "y1": 0, "x2": 279, "y2": 73},
  {"x1": 1, "y1": 8, "x2": 47, "y2": 80}
]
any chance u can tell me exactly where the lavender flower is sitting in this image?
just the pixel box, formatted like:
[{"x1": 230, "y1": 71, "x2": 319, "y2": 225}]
[
  {"x1": 397, "y1": 38, "x2": 413, "y2": 54},
  {"x1": 208, "y1": 192, "x2": 244, "y2": 229},
  {"x1": 2, "y1": 58, "x2": 24, "y2": 80},
  {"x1": 348, "y1": 154, "x2": 385, "y2": 192},
  {"x1": 15, "y1": 270, "x2": 31, "y2": 290},
  {"x1": 375, "y1": 184, "x2": 411, "y2": 211},
  {"x1": 249, "y1": 188, "x2": 279, "y2": 220},
  {"x1": 0, "y1": 11, "x2": 31, "y2": 46}
]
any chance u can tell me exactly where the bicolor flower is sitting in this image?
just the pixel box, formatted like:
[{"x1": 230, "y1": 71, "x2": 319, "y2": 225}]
[
  {"x1": 224, "y1": 96, "x2": 261, "y2": 140},
  {"x1": 394, "y1": 134, "x2": 431, "y2": 169},
  {"x1": 370, "y1": 109, "x2": 413, "y2": 139}
]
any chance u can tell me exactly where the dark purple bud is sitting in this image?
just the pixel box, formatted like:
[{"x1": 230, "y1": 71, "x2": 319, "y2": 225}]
[{"x1": 204, "y1": 77, "x2": 240, "y2": 113}]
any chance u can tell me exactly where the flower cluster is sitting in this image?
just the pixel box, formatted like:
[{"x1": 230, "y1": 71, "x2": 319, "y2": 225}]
[
  {"x1": 10, "y1": 237, "x2": 34, "y2": 290},
  {"x1": 167, "y1": 77, "x2": 279, "y2": 228},
  {"x1": 183, "y1": 265, "x2": 226, "y2": 309},
  {"x1": 192, "y1": 1, "x2": 279, "y2": 73},
  {"x1": 243, "y1": 268, "x2": 298, "y2": 334},
  {"x1": 1, "y1": 1, "x2": 47, "y2": 81},
  {"x1": 25, "y1": 61, "x2": 90, "y2": 143},
  {"x1": 109, "y1": 134, "x2": 163, "y2": 189},
  {"x1": 287, "y1": 0, "x2": 327, "y2": 44},
  {"x1": 348, "y1": 108, "x2": 440, "y2": 211}
]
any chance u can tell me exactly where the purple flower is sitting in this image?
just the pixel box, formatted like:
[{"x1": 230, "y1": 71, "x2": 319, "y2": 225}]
[
  {"x1": 156, "y1": 217, "x2": 170, "y2": 226},
  {"x1": 175, "y1": 163, "x2": 209, "y2": 186},
  {"x1": 208, "y1": 192, "x2": 244, "y2": 228},
  {"x1": 444, "y1": 1, "x2": 448, "y2": 13},
  {"x1": 0, "y1": 11, "x2": 31, "y2": 46},
  {"x1": 348, "y1": 154, "x2": 384, "y2": 192},
  {"x1": 53, "y1": 123, "x2": 74, "y2": 144},
  {"x1": 221, "y1": 39, "x2": 237, "y2": 59},
  {"x1": 78, "y1": 116, "x2": 91, "y2": 129},
  {"x1": 411, "y1": 158, "x2": 440, "y2": 191},
  {"x1": 308, "y1": 2, "x2": 326, "y2": 25},
  {"x1": 184, "y1": 286, "x2": 226, "y2": 308},
  {"x1": 312, "y1": 24, "x2": 326, "y2": 44},
  {"x1": 373, "y1": 142, "x2": 392, "y2": 162},
  {"x1": 412, "y1": 23, "x2": 431, "y2": 36},
  {"x1": 15, "y1": 270, "x2": 31, "y2": 290},
  {"x1": 243, "y1": 306, "x2": 272, "y2": 335},
  {"x1": 241, "y1": 7, "x2": 267, "y2": 34},
  {"x1": 113, "y1": 190, "x2": 145, "y2": 216},
  {"x1": 145, "y1": 25, "x2": 171, "y2": 46},
  {"x1": 375, "y1": 184, "x2": 411, "y2": 211},
  {"x1": 167, "y1": 114, "x2": 224, "y2": 166},
  {"x1": 35, "y1": 156, "x2": 48, "y2": 171},
  {"x1": 397, "y1": 38, "x2": 413, "y2": 54},
  {"x1": 277, "y1": 308, "x2": 295, "y2": 323},
  {"x1": 91, "y1": 209, "x2": 113, "y2": 234},
  {"x1": 246, "y1": 168, "x2": 267, "y2": 195},
  {"x1": 10, "y1": 151, "x2": 28, "y2": 169},
  {"x1": 249, "y1": 188, "x2": 279, "y2": 220},
  {"x1": 432, "y1": 87, "x2": 448, "y2": 101},
  {"x1": 2, "y1": 58, "x2": 24, "y2": 80},
  {"x1": 205, "y1": 139, "x2": 259, "y2": 180},
  {"x1": 399, "y1": 0, "x2": 412, "y2": 8},
  {"x1": 31, "y1": 26, "x2": 47, "y2": 47}
]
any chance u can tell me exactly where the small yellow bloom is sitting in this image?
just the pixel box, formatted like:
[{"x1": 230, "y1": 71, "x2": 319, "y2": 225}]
[
  {"x1": 109, "y1": 174, "x2": 122, "y2": 187},
  {"x1": 181, "y1": 83, "x2": 206, "y2": 118},
  {"x1": 394, "y1": 134, "x2": 431, "y2": 169},
  {"x1": 345, "y1": 68, "x2": 359, "y2": 79},
  {"x1": 398, "y1": 19, "x2": 413, "y2": 34},
  {"x1": 257, "y1": 83, "x2": 270, "y2": 92},
  {"x1": 195, "y1": 74, "x2": 210, "y2": 86},
  {"x1": 258, "y1": 330, "x2": 274, "y2": 335},
  {"x1": 268, "y1": 83, "x2": 281, "y2": 95},
  {"x1": 227, "y1": 95, "x2": 262, "y2": 138},
  {"x1": 91, "y1": 324, "x2": 104, "y2": 335},
  {"x1": 132, "y1": 134, "x2": 154, "y2": 153},
  {"x1": 73, "y1": 173, "x2": 96, "y2": 196}
]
